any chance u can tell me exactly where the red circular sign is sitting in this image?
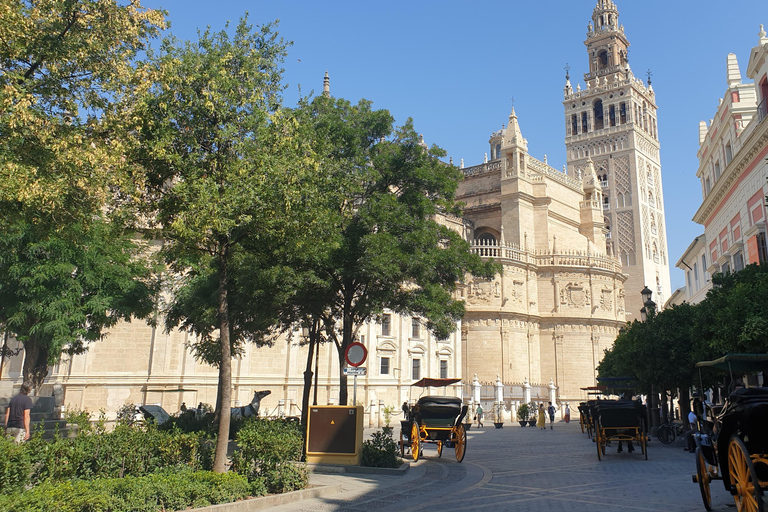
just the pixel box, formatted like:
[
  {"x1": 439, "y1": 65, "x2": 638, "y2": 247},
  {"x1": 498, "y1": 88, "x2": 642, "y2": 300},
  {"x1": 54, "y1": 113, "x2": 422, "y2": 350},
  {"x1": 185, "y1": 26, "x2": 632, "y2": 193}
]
[{"x1": 345, "y1": 342, "x2": 367, "y2": 367}]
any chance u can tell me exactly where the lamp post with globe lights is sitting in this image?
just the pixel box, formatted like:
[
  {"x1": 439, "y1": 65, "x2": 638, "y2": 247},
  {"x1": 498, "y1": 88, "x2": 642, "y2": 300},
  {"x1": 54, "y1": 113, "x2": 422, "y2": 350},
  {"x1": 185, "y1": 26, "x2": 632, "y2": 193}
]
[{"x1": 640, "y1": 285, "x2": 660, "y2": 431}]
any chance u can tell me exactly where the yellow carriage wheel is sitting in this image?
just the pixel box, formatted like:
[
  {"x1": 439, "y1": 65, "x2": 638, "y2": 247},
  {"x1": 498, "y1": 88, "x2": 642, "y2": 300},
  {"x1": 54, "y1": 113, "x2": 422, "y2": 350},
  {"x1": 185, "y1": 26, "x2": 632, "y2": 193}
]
[
  {"x1": 696, "y1": 447, "x2": 713, "y2": 512},
  {"x1": 437, "y1": 441, "x2": 443, "y2": 458},
  {"x1": 595, "y1": 428, "x2": 603, "y2": 461},
  {"x1": 580, "y1": 413, "x2": 585, "y2": 433},
  {"x1": 728, "y1": 437, "x2": 764, "y2": 512},
  {"x1": 411, "y1": 422, "x2": 420, "y2": 462},
  {"x1": 454, "y1": 423, "x2": 467, "y2": 463}
]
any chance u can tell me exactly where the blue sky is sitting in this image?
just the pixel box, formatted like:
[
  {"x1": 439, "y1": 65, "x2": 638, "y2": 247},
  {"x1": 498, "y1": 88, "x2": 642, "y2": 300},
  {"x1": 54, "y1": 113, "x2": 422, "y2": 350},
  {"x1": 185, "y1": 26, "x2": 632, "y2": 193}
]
[{"x1": 144, "y1": 0, "x2": 768, "y2": 290}]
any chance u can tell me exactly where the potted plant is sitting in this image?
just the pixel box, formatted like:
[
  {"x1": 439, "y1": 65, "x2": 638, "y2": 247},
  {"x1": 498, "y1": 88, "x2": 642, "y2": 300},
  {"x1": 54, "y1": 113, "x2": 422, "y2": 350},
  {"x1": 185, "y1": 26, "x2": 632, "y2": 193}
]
[
  {"x1": 528, "y1": 401, "x2": 538, "y2": 427},
  {"x1": 517, "y1": 403, "x2": 529, "y2": 427},
  {"x1": 382, "y1": 405, "x2": 395, "y2": 434}
]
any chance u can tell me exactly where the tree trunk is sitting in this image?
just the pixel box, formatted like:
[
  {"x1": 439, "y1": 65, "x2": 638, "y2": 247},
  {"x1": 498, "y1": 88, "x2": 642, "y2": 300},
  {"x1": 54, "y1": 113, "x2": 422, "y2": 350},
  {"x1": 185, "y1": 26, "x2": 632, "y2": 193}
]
[
  {"x1": 338, "y1": 297, "x2": 353, "y2": 406},
  {"x1": 213, "y1": 245, "x2": 232, "y2": 474},
  {"x1": 301, "y1": 334, "x2": 315, "y2": 430},
  {"x1": 679, "y1": 388, "x2": 692, "y2": 426},
  {"x1": 22, "y1": 337, "x2": 49, "y2": 394}
]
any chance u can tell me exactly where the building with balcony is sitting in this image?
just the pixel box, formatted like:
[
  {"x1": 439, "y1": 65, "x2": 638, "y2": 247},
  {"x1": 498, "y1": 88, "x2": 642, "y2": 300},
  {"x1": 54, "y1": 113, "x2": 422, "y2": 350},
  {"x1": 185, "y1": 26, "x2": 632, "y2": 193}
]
[{"x1": 673, "y1": 25, "x2": 768, "y2": 304}]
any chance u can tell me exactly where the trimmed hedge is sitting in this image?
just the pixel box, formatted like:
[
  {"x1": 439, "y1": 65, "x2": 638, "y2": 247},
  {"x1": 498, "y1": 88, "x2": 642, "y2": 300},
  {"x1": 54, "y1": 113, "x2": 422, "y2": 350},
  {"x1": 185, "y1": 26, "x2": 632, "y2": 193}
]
[
  {"x1": 0, "y1": 469, "x2": 263, "y2": 512},
  {"x1": 230, "y1": 418, "x2": 307, "y2": 493}
]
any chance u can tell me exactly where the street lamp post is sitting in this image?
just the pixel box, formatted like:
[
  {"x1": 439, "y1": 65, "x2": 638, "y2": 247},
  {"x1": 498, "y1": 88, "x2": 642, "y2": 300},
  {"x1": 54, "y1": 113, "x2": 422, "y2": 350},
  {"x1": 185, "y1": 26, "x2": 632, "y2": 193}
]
[{"x1": 640, "y1": 286, "x2": 660, "y2": 432}]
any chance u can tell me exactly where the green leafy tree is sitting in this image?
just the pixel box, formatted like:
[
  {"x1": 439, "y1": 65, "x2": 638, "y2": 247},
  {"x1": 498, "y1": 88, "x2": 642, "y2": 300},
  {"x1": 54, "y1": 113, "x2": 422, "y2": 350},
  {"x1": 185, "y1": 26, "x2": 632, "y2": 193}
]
[
  {"x1": 0, "y1": 0, "x2": 166, "y2": 390},
  {"x1": 295, "y1": 96, "x2": 498, "y2": 405},
  {"x1": 697, "y1": 263, "x2": 768, "y2": 354},
  {"x1": 133, "y1": 17, "x2": 325, "y2": 472},
  {"x1": 0, "y1": 220, "x2": 157, "y2": 391}
]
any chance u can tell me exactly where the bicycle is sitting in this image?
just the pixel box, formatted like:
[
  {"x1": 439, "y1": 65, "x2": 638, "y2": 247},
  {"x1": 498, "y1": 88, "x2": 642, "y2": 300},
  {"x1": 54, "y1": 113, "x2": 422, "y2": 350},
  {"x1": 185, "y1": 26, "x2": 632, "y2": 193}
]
[{"x1": 656, "y1": 421, "x2": 686, "y2": 444}]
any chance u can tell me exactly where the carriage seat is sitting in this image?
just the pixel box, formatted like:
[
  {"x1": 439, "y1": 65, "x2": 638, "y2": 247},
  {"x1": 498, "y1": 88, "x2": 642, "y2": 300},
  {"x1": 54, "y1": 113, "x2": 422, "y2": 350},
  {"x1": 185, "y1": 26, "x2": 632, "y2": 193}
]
[
  {"x1": 594, "y1": 400, "x2": 646, "y2": 429},
  {"x1": 414, "y1": 396, "x2": 463, "y2": 427}
]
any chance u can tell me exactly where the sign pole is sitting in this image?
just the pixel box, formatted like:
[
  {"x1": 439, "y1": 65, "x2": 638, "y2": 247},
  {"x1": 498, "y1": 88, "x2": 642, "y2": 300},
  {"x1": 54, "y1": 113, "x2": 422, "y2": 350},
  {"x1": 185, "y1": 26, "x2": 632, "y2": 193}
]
[{"x1": 353, "y1": 374, "x2": 358, "y2": 405}]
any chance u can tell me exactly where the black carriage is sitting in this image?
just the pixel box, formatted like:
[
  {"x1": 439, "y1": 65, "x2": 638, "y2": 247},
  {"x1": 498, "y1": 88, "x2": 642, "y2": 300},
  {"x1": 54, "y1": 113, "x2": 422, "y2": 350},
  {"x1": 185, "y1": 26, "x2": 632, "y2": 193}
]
[
  {"x1": 592, "y1": 399, "x2": 648, "y2": 460},
  {"x1": 578, "y1": 386, "x2": 605, "y2": 438},
  {"x1": 692, "y1": 354, "x2": 768, "y2": 512},
  {"x1": 399, "y1": 378, "x2": 468, "y2": 463}
]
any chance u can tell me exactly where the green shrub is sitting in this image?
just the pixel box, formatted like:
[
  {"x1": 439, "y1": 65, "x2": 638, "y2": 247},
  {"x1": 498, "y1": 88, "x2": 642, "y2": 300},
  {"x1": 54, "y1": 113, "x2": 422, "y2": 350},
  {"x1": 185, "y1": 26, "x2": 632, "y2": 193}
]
[
  {"x1": 62, "y1": 407, "x2": 92, "y2": 433},
  {"x1": 361, "y1": 428, "x2": 400, "y2": 468},
  {"x1": 230, "y1": 418, "x2": 306, "y2": 492},
  {"x1": 19, "y1": 422, "x2": 209, "y2": 488},
  {"x1": 0, "y1": 435, "x2": 32, "y2": 491},
  {"x1": 0, "y1": 469, "x2": 256, "y2": 512}
]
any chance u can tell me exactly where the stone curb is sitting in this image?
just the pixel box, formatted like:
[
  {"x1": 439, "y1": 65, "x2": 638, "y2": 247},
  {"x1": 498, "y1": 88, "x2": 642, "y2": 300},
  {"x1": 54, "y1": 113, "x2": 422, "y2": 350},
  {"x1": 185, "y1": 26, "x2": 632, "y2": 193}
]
[
  {"x1": 189, "y1": 484, "x2": 343, "y2": 512},
  {"x1": 308, "y1": 461, "x2": 410, "y2": 476}
]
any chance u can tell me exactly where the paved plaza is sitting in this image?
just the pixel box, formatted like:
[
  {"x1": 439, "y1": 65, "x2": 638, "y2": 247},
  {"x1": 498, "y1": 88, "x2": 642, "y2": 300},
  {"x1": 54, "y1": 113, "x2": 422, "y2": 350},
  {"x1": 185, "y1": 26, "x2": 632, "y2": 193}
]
[{"x1": 268, "y1": 421, "x2": 734, "y2": 512}]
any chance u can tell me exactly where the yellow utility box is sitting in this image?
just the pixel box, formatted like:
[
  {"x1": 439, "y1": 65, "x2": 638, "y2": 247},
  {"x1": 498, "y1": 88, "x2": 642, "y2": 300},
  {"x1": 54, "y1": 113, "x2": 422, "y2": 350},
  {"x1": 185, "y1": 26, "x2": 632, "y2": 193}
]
[{"x1": 305, "y1": 405, "x2": 364, "y2": 465}]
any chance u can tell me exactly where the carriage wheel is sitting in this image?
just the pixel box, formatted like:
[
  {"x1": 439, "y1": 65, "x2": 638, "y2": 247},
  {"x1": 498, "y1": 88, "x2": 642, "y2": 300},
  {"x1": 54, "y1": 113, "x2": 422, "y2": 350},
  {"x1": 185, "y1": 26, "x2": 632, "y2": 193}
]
[
  {"x1": 580, "y1": 413, "x2": 585, "y2": 433},
  {"x1": 657, "y1": 424, "x2": 675, "y2": 445},
  {"x1": 596, "y1": 429, "x2": 603, "y2": 461},
  {"x1": 696, "y1": 447, "x2": 713, "y2": 511},
  {"x1": 728, "y1": 437, "x2": 764, "y2": 512},
  {"x1": 411, "y1": 423, "x2": 420, "y2": 462},
  {"x1": 641, "y1": 432, "x2": 648, "y2": 460},
  {"x1": 454, "y1": 423, "x2": 467, "y2": 463}
]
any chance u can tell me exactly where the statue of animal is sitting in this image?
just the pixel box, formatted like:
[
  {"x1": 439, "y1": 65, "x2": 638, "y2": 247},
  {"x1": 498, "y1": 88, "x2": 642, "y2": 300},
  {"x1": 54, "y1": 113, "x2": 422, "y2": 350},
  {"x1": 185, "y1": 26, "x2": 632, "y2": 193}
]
[{"x1": 231, "y1": 390, "x2": 271, "y2": 420}]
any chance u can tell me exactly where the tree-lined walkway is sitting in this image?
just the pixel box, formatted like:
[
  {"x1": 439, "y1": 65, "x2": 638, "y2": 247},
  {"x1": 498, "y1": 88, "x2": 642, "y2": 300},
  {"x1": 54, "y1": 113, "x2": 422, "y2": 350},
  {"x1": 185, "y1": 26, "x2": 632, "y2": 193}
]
[{"x1": 270, "y1": 421, "x2": 731, "y2": 512}]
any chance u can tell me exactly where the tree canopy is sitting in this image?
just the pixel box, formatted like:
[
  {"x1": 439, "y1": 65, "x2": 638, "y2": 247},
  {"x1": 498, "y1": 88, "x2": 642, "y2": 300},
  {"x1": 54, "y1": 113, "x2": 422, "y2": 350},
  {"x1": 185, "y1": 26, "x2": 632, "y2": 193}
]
[
  {"x1": 131, "y1": 17, "x2": 330, "y2": 472},
  {"x1": 291, "y1": 96, "x2": 499, "y2": 405},
  {"x1": 0, "y1": 0, "x2": 166, "y2": 390},
  {"x1": 598, "y1": 263, "x2": 768, "y2": 396}
]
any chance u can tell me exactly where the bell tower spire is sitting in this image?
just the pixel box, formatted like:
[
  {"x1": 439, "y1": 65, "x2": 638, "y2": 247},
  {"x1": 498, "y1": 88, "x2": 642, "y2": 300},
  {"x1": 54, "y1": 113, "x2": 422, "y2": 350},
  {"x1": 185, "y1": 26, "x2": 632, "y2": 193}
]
[
  {"x1": 564, "y1": 1, "x2": 671, "y2": 322},
  {"x1": 585, "y1": 0, "x2": 630, "y2": 87}
]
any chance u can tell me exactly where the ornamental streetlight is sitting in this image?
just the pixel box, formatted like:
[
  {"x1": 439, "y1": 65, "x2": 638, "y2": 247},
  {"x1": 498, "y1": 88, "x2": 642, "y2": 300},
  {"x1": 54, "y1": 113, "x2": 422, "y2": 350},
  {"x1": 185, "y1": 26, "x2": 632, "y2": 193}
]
[{"x1": 640, "y1": 285, "x2": 660, "y2": 432}]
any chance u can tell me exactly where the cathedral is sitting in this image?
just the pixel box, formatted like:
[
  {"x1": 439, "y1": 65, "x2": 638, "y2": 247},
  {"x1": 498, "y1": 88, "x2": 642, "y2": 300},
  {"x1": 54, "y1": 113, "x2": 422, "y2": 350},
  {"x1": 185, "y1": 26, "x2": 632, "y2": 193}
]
[{"x1": 0, "y1": 1, "x2": 671, "y2": 423}]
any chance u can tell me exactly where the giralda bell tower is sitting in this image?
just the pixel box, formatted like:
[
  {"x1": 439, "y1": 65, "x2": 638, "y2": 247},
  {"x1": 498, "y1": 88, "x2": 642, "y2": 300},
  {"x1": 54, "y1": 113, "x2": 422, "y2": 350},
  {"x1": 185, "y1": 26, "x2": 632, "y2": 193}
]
[{"x1": 563, "y1": 0, "x2": 671, "y2": 320}]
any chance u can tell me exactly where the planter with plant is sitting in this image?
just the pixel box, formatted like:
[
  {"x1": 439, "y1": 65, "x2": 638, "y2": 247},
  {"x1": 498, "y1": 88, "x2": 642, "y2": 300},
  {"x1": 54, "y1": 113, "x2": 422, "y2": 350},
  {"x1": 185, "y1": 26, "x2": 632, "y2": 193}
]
[
  {"x1": 516, "y1": 403, "x2": 529, "y2": 427},
  {"x1": 528, "y1": 401, "x2": 538, "y2": 427}
]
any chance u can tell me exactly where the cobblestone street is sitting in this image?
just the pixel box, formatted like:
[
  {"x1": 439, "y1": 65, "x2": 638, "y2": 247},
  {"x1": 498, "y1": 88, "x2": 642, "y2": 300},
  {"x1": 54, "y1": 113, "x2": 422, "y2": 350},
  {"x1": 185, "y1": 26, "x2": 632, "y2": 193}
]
[{"x1": 268, "y1": 421, "x2": 734, "y2": 512}]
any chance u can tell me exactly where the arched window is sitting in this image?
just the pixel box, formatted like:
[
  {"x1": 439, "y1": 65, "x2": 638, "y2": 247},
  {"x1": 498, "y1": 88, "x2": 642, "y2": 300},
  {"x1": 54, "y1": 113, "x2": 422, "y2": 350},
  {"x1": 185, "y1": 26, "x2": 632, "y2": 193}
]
[
  {"x1": 647, "y1": 170, "x2": 653, "y2": 185},
  {"x1": 495, "y1": 144, "x2": 501, "y2": 160},
  {"x1": 649, "y1": 192, "x2": 655, "y2": 208},
  {"x1": 593, "y1": 99, "x2": 604, "y2": 130},
  {"x1": 598, "y1": 50, "x2": 609, "y2": 69},
  {"x1": 652, "y1": 243, "x2": 659, "y2": 263},
  {"x1": 651, "y1": 217, "x2": 657, "y2": 235},
  {"x1": 478, "y1": 232, "x2": 496, "y2": 245},
  {"x1": 606, "y1": 225, "x2": 611, "y2": 238},
  {"x1": 603, "y1": 195, "x2": 610, "y2": 209}
]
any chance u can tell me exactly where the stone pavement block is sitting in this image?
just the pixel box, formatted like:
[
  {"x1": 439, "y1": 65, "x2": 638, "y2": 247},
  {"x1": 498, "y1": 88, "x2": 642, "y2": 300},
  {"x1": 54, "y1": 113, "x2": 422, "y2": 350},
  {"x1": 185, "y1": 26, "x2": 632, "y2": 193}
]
[{"x1": 268, "y1": 422, "x2": 740, "y2": 512}]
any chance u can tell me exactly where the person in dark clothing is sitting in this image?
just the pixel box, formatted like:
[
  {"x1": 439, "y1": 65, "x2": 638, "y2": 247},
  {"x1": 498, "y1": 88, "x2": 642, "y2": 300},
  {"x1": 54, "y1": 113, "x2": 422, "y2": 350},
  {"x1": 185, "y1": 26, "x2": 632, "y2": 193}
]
[{"x1": 4, "y1": 381, "x2": 33, "y2": 443}]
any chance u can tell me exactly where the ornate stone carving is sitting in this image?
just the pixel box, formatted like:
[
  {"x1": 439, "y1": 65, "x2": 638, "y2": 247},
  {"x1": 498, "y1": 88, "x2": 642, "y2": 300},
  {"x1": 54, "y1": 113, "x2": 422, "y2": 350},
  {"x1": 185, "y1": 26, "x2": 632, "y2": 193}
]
[
  {"x1": 560, "y1": 282, "x2": 591, "y2": 307},
  {"x1": 467, "y1": 277, "x2": 501, "y2": 305}
]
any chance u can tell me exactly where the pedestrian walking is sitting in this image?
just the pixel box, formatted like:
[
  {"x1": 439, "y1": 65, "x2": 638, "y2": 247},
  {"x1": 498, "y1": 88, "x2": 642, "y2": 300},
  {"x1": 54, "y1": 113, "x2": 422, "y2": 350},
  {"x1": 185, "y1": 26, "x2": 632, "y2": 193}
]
[
  {"x1": 564, "y1": 404, "x2": 571, "y2": 423},
  {"x1": 476, "y1": 404, "x2": 484, "y2": 428},
  {"x1": 4, "y1": 381, "x2": 33, "y2": 443},
  {"x1": 537, "y1": 403, "x2": 546, "y2": 429},
  {"x1": 548, "y1": 402, "x2": 556, "y2": 429}
]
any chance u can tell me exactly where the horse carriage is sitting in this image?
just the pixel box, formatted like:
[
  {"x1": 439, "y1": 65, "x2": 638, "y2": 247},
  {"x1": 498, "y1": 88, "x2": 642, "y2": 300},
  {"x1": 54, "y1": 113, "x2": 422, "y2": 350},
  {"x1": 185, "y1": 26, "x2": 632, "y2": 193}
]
[
  {"x1": 578, "y1": 386, "x2": 605, "y2": 438},
  {"x1": 399, "y1": 378, "x2": 469, "y2": 463},
  {"x1": 592, "y1": 399, "x2": 648, "y2": 461},
  {"x1": 691, "y1": 354, "x2": 768, "y2": 512}
]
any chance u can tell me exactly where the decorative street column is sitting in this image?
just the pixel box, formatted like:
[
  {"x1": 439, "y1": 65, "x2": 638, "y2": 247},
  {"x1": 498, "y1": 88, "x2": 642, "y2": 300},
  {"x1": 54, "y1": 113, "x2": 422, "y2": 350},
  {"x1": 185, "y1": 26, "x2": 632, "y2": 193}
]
[
  {"x1": 495, "y1": 374, "x2": 505, "y2": 423},
  {"x1": 548, "y1": 378, "x2": 558, "y2": 408},
  {"x1": 523, "y1": 377, "x2": 531, "y2": 405}
]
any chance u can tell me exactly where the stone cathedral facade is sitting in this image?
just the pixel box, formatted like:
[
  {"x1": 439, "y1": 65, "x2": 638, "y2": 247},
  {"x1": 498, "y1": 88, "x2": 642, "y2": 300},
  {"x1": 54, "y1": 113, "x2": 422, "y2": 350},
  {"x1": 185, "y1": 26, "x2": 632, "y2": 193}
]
[{"x1": 0, "y1": 1, "x2": 670, "y2": 420}]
